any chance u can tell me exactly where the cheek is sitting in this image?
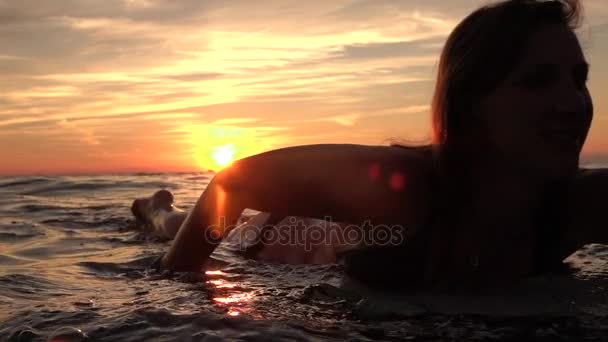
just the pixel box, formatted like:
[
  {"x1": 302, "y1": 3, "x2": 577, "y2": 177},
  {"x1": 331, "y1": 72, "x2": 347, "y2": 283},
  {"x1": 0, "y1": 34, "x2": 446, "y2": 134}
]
[{"x1": 483, "y1": 94, "x2": 543, "y2": 153}]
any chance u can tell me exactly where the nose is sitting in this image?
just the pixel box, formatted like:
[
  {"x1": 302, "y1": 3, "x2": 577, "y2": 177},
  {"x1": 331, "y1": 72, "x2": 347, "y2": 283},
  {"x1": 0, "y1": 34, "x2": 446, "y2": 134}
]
[{"x1": 553, "y1": 74, "x2": 589, "y2": 121}]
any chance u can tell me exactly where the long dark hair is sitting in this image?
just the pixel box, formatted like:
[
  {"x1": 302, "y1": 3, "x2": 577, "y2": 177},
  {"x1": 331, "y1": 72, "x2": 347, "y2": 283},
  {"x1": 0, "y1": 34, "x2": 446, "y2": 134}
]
[
  {"x1": 432, "y1": 0, "x2": 582, "y2": 175},
  {"x1": 358, "y1": 0, "x2": 585, "y2": 289},
  {"x1": 427, "y1": 0, "x2": 583, "y2": 285}
]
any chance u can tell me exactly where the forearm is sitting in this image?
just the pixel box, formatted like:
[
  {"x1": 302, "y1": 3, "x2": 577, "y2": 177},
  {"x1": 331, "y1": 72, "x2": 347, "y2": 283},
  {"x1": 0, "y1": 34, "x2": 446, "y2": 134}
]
[
  {"x1": 214, "y1": 144, "x2": 422, "y2": 225},
  {"x1": 161, "y1": 143, "x2": 430, "y2": 270},
  {"x1": 161, "y1": 180, "x2": 244, "y2": 271}
]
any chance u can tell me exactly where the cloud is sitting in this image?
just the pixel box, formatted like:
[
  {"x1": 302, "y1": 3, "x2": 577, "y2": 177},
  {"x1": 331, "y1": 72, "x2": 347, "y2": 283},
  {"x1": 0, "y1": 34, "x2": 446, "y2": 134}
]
[
  {"x1": 2, "y1": 0, "x2": 608, "y2": 173},
  {"x1": 5, "y1": 86, "x2": 81, "y2": 98},
  {"x1": 316, "y1": 113, "x2": 360, "y2": 126},
  {"x1": 160, "y1": 72, "x2": 224, "y2": 82},
  {"x1": 325, "y1": 0, "x2": 479, "y2": 24},
  {"x1": 0, "y1": 118, "x2": 60, "y2": 129},
  {"x1": 0, "y1": 0, "x2": 209, "y2": 25},
  {"x1": 211, "y1": 118, "x2": 261, "y2": 125},
  {"x1": 369, "y1": 105, "x2": 430, "y2": 117},
  {"x1": 329, "y1": 38, "x2": 444, "y2": 61},
  {"x1": 57, "y1": 118, "x2": 101, "y2": 145}
]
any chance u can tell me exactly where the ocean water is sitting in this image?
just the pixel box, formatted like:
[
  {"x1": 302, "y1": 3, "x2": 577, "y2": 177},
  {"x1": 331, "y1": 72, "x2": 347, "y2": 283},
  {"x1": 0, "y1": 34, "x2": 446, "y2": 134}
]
[{"x1": 0, "y1": 173, "x2": 607, "y2": 341}]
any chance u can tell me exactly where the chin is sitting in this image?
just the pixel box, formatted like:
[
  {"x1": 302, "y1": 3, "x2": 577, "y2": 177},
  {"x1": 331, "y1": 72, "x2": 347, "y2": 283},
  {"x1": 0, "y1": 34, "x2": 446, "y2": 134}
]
[{"x1": 536, "y1": 154, "x2": 580, "y2": 181}]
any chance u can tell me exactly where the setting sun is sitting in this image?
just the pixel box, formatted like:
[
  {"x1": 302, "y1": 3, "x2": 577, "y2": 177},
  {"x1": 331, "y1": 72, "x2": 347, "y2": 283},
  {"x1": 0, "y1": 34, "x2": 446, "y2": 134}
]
[
  {"x1": 212, "y1": 144, "x2": 236, "y2": 168},
  {"x1": 185, "y1": 124, "x2": 283, "y2": 171}
]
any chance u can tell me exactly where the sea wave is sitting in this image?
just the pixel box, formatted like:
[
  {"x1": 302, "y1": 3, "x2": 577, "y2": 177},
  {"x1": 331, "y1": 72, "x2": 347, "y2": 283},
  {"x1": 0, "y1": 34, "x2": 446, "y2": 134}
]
[
  {"x1": 0, "y1": 177, "x2": 52, "y2": 188},
  {"x1": 0, "y1": 274, "x2": 73, "y2": 301},
  {"x1": 41, "y1": 216, "x2": 130, "y2": 229},
  {"x1": 0, "y1": 173, "x2": 606, "y2": 341},
  {"x1": 21, "y1": 180, "x2": 179, "y2": 196}
]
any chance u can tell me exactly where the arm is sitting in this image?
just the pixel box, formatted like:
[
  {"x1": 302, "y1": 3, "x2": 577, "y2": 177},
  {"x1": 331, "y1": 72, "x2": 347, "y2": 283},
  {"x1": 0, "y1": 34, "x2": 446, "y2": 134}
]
[{"x1": 161, "y1": 144, "x2": 433, "y2": 271}]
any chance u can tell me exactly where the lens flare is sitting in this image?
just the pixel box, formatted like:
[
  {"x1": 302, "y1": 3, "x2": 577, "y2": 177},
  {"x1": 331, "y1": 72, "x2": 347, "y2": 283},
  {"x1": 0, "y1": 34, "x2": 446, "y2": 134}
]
[
  {"x1": 185, "y1": 125, "x2": 280, "y2": 171},
  {"x1": 211, "y1": 144, "x2": 236, "y2": 168}
]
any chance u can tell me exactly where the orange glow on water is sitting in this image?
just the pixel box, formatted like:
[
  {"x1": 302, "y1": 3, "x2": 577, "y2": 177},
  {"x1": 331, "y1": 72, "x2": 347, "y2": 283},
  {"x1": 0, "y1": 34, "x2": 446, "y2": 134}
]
[
  {"x1": 207, "y1": 279, "x2": 237, "y2": 288},
  {"x1": 205, "y1": 270, "x2": 225, "y2": 276},
  {"x1": 213, "y1": 292, "x2": 253, "y2": 304},
  {"x1": 206, "y1": 274, "x2": 254, "y2": 317}
]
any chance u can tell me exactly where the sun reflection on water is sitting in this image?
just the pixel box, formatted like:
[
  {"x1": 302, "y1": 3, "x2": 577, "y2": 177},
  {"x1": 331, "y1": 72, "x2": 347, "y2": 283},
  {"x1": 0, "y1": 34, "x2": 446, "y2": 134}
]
[
  {"x1": 207, "y1": 279, "x2": 237, "y2": 289},
  {"x1": 206, "y1": 270, "x2": 255, "y2": 317},
  {"x1": 213, "y1": 292, "x2": 253, "y2": 304},
  {"x1": 205, "y1": 270, "x2": 225, "y2": 276}
]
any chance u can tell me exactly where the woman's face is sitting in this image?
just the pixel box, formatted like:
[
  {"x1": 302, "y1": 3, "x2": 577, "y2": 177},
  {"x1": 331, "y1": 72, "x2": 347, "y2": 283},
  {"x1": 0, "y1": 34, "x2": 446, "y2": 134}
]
[{"x1": 480, "y1": 24, "x2": 593, "y2": 180}]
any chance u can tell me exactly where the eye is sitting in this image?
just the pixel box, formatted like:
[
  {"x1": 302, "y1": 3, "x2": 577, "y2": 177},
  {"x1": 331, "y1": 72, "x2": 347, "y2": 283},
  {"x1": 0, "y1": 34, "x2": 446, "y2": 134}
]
[{"x1": 519, "y1": 64, "x2": 557, "y2": 90}]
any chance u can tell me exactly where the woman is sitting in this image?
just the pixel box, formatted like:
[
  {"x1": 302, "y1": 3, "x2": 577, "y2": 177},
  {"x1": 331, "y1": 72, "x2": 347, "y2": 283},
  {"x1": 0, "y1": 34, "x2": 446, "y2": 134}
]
[{"x1": 155, "y1": 0, "x2": 606, "y2": 290}]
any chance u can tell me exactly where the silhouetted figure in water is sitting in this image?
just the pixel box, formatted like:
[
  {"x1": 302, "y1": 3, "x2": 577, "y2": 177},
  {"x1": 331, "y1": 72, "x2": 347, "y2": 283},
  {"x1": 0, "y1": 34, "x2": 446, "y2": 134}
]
[{"x1": 136, "y1": 0, "x2": 605, "y2": 291}]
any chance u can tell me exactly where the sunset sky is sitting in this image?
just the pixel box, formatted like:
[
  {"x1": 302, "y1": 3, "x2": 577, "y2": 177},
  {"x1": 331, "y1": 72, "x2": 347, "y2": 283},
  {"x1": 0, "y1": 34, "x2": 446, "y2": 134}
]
[{"x1": 1, "y1": 0, "x2": 607, "y2": 175}]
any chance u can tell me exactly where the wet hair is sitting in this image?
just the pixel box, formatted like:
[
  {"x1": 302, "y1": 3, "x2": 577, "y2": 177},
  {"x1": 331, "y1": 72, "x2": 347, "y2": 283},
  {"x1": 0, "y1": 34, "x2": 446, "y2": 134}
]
[
  {"x1": 359, "y1": 0, "x2": 585, "y2": 288},
  {"x1": 425, "y1": 0, "x2": 584, "y2": 218},
  {"x1": 427, "y1": 0, "x2": 584, "y2": 284},
  {"x1": 152, "y1": 189, "x2": 174, "y2": 210},
  {"x1": 432, "y1": 0, "x2": 582, "y2": 169}
]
